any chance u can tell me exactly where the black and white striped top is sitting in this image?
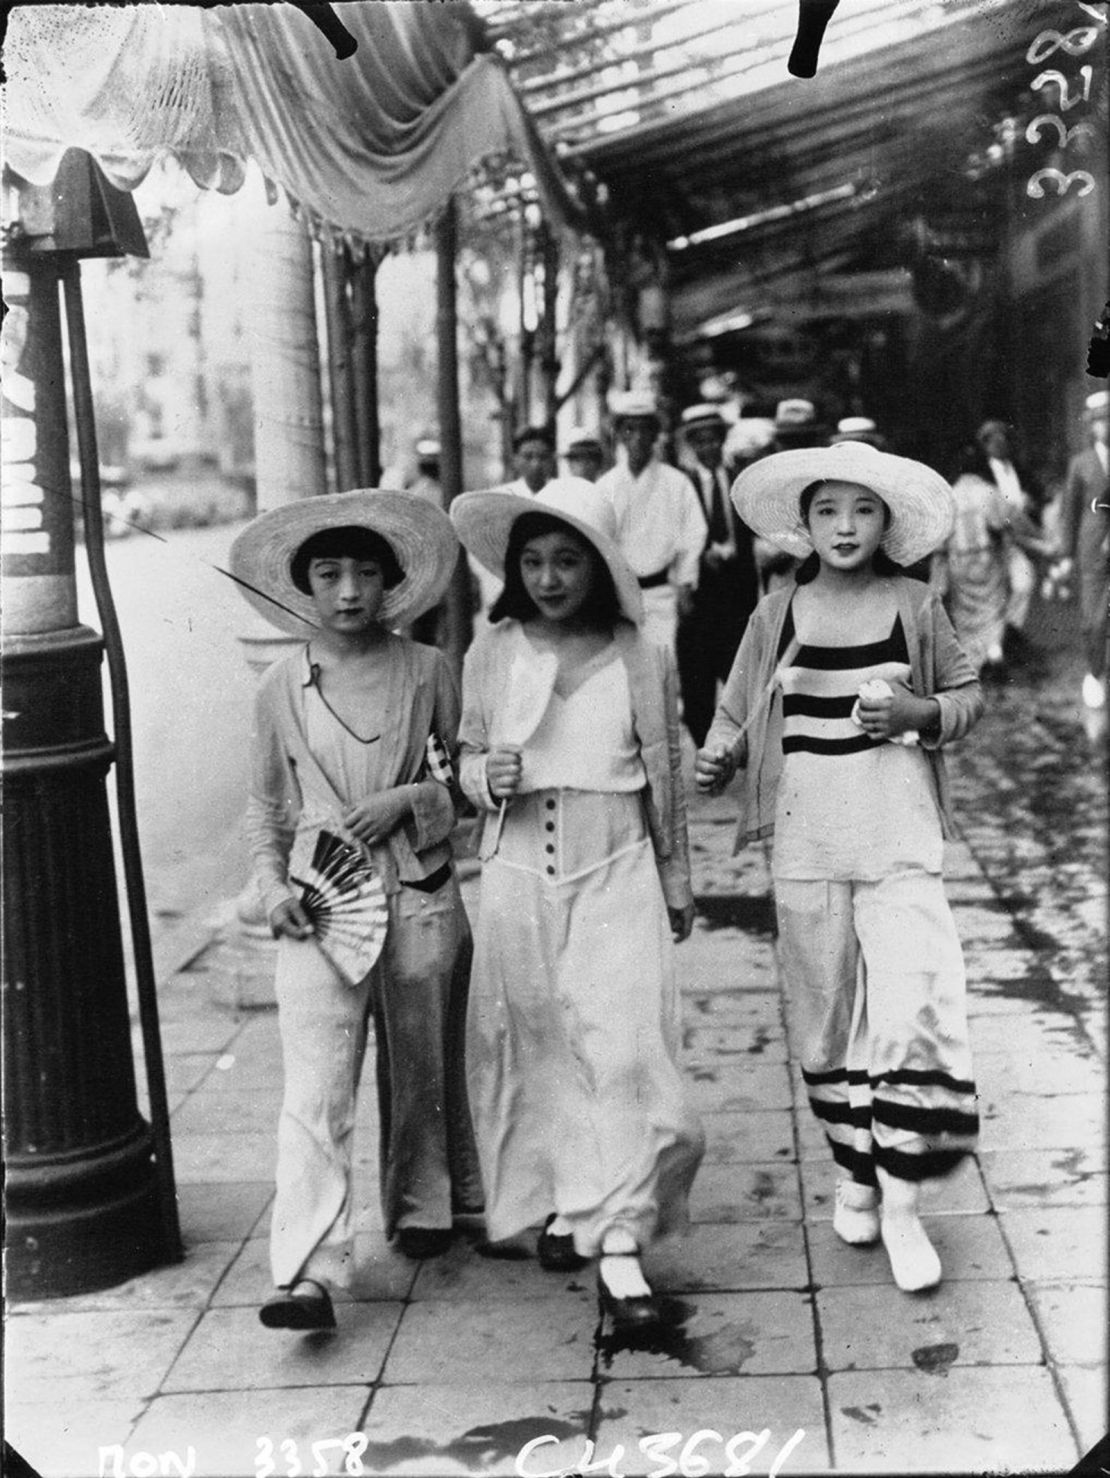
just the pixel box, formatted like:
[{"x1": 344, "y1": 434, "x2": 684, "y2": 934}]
[
  {"x1": 773, "y1": 606, "x2": 943, "y2": 880},
  {"x1": 779, "y1": 608, "x2": 911, "y2": 757}
]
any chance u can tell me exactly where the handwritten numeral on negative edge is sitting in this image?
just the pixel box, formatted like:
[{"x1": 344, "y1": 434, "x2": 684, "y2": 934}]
[
  {"x1": 1027, "y1": 167, "x2": 1097, "y2": 198},
  {"x1": 1031, "y1": 66, "x2": 1094, "y2": 109},
  {"x1": 1025, "y1": 114, "x2": 1097, "y2": 149},
  {"x1": 1026, "y1": 26, "x2": 1099, "y2": 64}
]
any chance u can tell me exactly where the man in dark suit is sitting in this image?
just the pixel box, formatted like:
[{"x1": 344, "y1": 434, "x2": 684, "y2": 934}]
[
  {"x1": 675, "y1": 403, "x2": 761, "y2": 746},
  {"x1": 1055, "y1": 390, "x2": 1109, "y2": 710}
]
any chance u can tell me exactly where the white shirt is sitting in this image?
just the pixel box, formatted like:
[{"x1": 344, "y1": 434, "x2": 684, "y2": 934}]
[{"x1": 596, "y1": 458, "x2": 707, "y2": 588}]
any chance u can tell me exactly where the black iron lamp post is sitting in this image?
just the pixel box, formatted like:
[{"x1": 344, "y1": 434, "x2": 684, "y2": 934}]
[{"x1": 2, "y1": 150, "x2": 181, "y2": 1297}]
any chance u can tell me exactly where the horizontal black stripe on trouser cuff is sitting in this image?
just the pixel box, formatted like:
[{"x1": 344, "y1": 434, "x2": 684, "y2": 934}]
[
  {"x1": 783, "y1": 734, "x2": 876, "y2": 756},
  {"x1": 803, "y1": 1066, "x2": 871, "y2": 1087},
  {"x1": 871, "y1": 1099, "x2": 980, "y2": 1137},
  {"x1": 873, "y1": 1143, "x2": 972, "y2": 1182},
  {"x1": 829, "y1": 1140, "x2": 879, "y2": 1186},
  {"x1": 638, "y1": 567, "x2": 671, "y2": 589},
  {"x1": 809, "y1": 1097, "x2": 873, "y2": 1130},
  {"x1": 803, "y1": 1065, "x2": 976, "y2": 1096},
  {"x1": 783, "y1": 694, "x2": 857, "y2": 719}
]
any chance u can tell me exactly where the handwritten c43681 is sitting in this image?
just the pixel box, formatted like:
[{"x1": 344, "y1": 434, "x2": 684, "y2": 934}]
[{"x1": 514, "y1": 1426, "x2": 807, "y2": 1478}]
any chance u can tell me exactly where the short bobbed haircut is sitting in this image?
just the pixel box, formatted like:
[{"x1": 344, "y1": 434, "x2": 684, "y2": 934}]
[
  {"x1": 795, "y1": 479, "x2": 901, "y2": 584},
  {"x1": 290, "y1": 525, "x2": 404, "y2": 594},
  {"x1": 489, "y1": 512, "x2": 623, "y2": 628}
]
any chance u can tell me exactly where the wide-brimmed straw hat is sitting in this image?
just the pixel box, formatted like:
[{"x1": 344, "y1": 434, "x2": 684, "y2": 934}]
[
  {"x1": 229, "y1": 489, "x2": 459, "y2": 635},
  {"x1": 730, "y1": 441, "x2": 954, "y2": 567},
  {"x1": 450, "y1": 477, "x2": 643, "y2": 624}
]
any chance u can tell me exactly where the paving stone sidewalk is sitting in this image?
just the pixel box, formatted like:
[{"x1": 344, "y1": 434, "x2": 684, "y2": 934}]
[{"x1": 6, "y1": 697, "x2": 1106, "y2": 1478}]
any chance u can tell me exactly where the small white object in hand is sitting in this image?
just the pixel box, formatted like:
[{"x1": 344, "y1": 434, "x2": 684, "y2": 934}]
[{"x1": 850, "y1": 678, "x2": 918, "y2": 745}]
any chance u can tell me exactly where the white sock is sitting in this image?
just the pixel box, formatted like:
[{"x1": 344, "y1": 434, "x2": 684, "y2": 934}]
[{"x1": 599, "y1": 1227, "x2": 651, "y2": 1298}]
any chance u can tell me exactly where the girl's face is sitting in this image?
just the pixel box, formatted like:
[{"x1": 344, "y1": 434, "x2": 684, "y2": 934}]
[
  {"x1": 307, "y1": 554, "x2": 386, "y2": 632},
  {"x1": 520, "y1": 529, "x2": 596, "y2": 624},
  {"x1": 805, "y1": 481, "x2": 888, "y2": 573}
]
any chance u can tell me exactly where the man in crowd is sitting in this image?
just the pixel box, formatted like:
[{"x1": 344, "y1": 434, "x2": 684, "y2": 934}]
[
  {"x1": 675, "y1": 402, "x2": 760, "y2": 746},
  {"x1": 1054, "y1": 390, "x2": 1109, "y2": 710},
  {"x1": 472, "y1": 423, "x2": 556, "y2": 618},
  {"x1": 595, "y1": 390, "x2": 706, "y2": 652}
]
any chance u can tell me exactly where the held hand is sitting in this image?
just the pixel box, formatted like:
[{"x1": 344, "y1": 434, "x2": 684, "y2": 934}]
[
  {"x1": 487, "y1": 746, "x2": 523, "y2": 801},
  {"x1": 270, "y1": 898, "x2": 315, "y2": 941},
  {"x1": 343, "y1": 789, "x2": 412, "y2": 845},
  {"x1": 669, "y1": 901, "x2": 695, "y2": 944},
  {"x1": 695, "y1": 744, "x2": 735, "y2": 795}
]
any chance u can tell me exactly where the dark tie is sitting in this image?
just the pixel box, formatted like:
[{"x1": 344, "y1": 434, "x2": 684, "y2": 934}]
[{"x1": 707, "y1": 468, "x2": 729, "y2": 544}]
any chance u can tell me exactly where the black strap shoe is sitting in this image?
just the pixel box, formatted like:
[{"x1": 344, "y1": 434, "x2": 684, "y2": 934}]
[{"x1": 537, "y1": 1214, "x2": 589, "y2": 1272}]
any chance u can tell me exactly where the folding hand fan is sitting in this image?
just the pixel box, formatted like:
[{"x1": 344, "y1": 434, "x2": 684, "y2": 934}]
[
  {"x1": 290, "y1": 829, "x2": 388, "y2": 986},
  {"x1": 424, "y1": 731, "x2": 454, "y2": 785}
]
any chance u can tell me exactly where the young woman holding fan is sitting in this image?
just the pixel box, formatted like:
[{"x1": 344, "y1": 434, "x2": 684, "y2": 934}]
[{"x1": 231, "y1": 490, "x2": 481, "y2": 1331}]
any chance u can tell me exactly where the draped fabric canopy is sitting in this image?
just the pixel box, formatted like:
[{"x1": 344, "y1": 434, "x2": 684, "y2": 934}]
[{"x1": 2, "y1": 2, "x2": 580, "y2": 245}]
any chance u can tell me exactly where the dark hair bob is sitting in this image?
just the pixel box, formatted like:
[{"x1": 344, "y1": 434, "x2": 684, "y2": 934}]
[
  {"x1": 794, "y1": 480, "x2": 901, "y2": 584},
  {"x1": 290, "y1": 525, "x2": 404, "y2": 594},
  {"x1": 489, "y1": 511, "x2": 623, "y2": 628}
]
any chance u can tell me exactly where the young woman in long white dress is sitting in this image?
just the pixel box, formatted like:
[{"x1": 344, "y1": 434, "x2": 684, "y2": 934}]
[{"x1": 452, "y1": 479, "x2": 704, "y2": 1327}]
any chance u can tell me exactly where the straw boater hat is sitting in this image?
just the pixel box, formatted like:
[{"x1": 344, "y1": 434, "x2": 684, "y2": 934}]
[
  {"x1": 829, "y1": 415, "x2": 885, "y2": 448},
  {"x1": 730, "y1": 441, "x2": 955, "y2": 568},
  {"x1": 229, "y1": 488, "x2": 459, "y2": 635},
  {"x1": 681, "y1": 402, "x2": 728, "y2": 432},
  {"x1": 450, "y1": 476, "x2": 643, "y2": 624},
  {"x1": 609, "y1": 389, "x2": 659, "y2": 422}
]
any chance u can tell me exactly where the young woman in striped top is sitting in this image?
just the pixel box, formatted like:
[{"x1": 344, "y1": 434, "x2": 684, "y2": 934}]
[{"x1": 695, "y1": 442, "x2": 983, "y2": 1293}]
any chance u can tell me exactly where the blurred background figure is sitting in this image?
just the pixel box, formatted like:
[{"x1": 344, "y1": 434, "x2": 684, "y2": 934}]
[
  {"x1": 932, "y1": 440, "x2": 1054, "y2": 678},
  {"x1": 408, "y1": 437, "x2": 444, "y2": 506},
  {"x1": 596, "y1": 389, "x2": 707, "y2": 653},
  {"x1": 676, "y1": 402, "x2": 760, "y2": 746},
  {"x1": 723, "y1": 415, "x2": 776, "y2": 476},
  {"x1": 510, "y1": 423, "x2": 557, "y2": 498},
  {"x1": 829, "y1": 415, "x2": 890, "y2": 452},
  {"x1": 1053, "y1": 391, "x2": 1109, "y2": 710},
  {"x1": 562, "y1": 425, "x2": 606, "y2": 482},
  {"x1": 975, "y1": 419, "x2": 1044, "y2": 662},
  {"x1": 471, "y1": 423, "x2": 557, "y2": 621}
]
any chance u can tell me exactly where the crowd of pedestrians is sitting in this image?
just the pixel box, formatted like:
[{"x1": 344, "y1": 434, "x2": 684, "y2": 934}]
[{"x1": 226, "y1": 380, "x2": 1106, "y2": 1333}]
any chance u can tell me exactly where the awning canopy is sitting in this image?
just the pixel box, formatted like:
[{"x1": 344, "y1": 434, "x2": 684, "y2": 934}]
[
  {"x1": 2, "y1": 1, "x2": 582, "y2": 248},
  {"x1": 481, "y1": 0, "x2": 1091, "y2": 339}
]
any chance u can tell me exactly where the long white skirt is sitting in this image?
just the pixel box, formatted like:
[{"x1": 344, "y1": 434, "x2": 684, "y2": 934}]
[{"x1": 467, "y1": 789, "x2": 704, "y2": 1258}]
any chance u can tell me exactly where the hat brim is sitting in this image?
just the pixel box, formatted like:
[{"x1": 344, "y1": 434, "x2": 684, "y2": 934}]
[
  {"x1": 451, "y1": 488, "x2": 643, "y2": 625},
  {"x1": 229, "y1": 489, "x2": 459, "y2": 635},
  {"x1": 731, "y1": 443, "x2": 954, "y2": 567}
]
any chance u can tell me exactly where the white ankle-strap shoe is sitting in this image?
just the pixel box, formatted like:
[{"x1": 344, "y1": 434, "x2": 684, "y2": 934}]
[{"x1": 832, "y1": 1179, "x2": 881, "y2": 1246}]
